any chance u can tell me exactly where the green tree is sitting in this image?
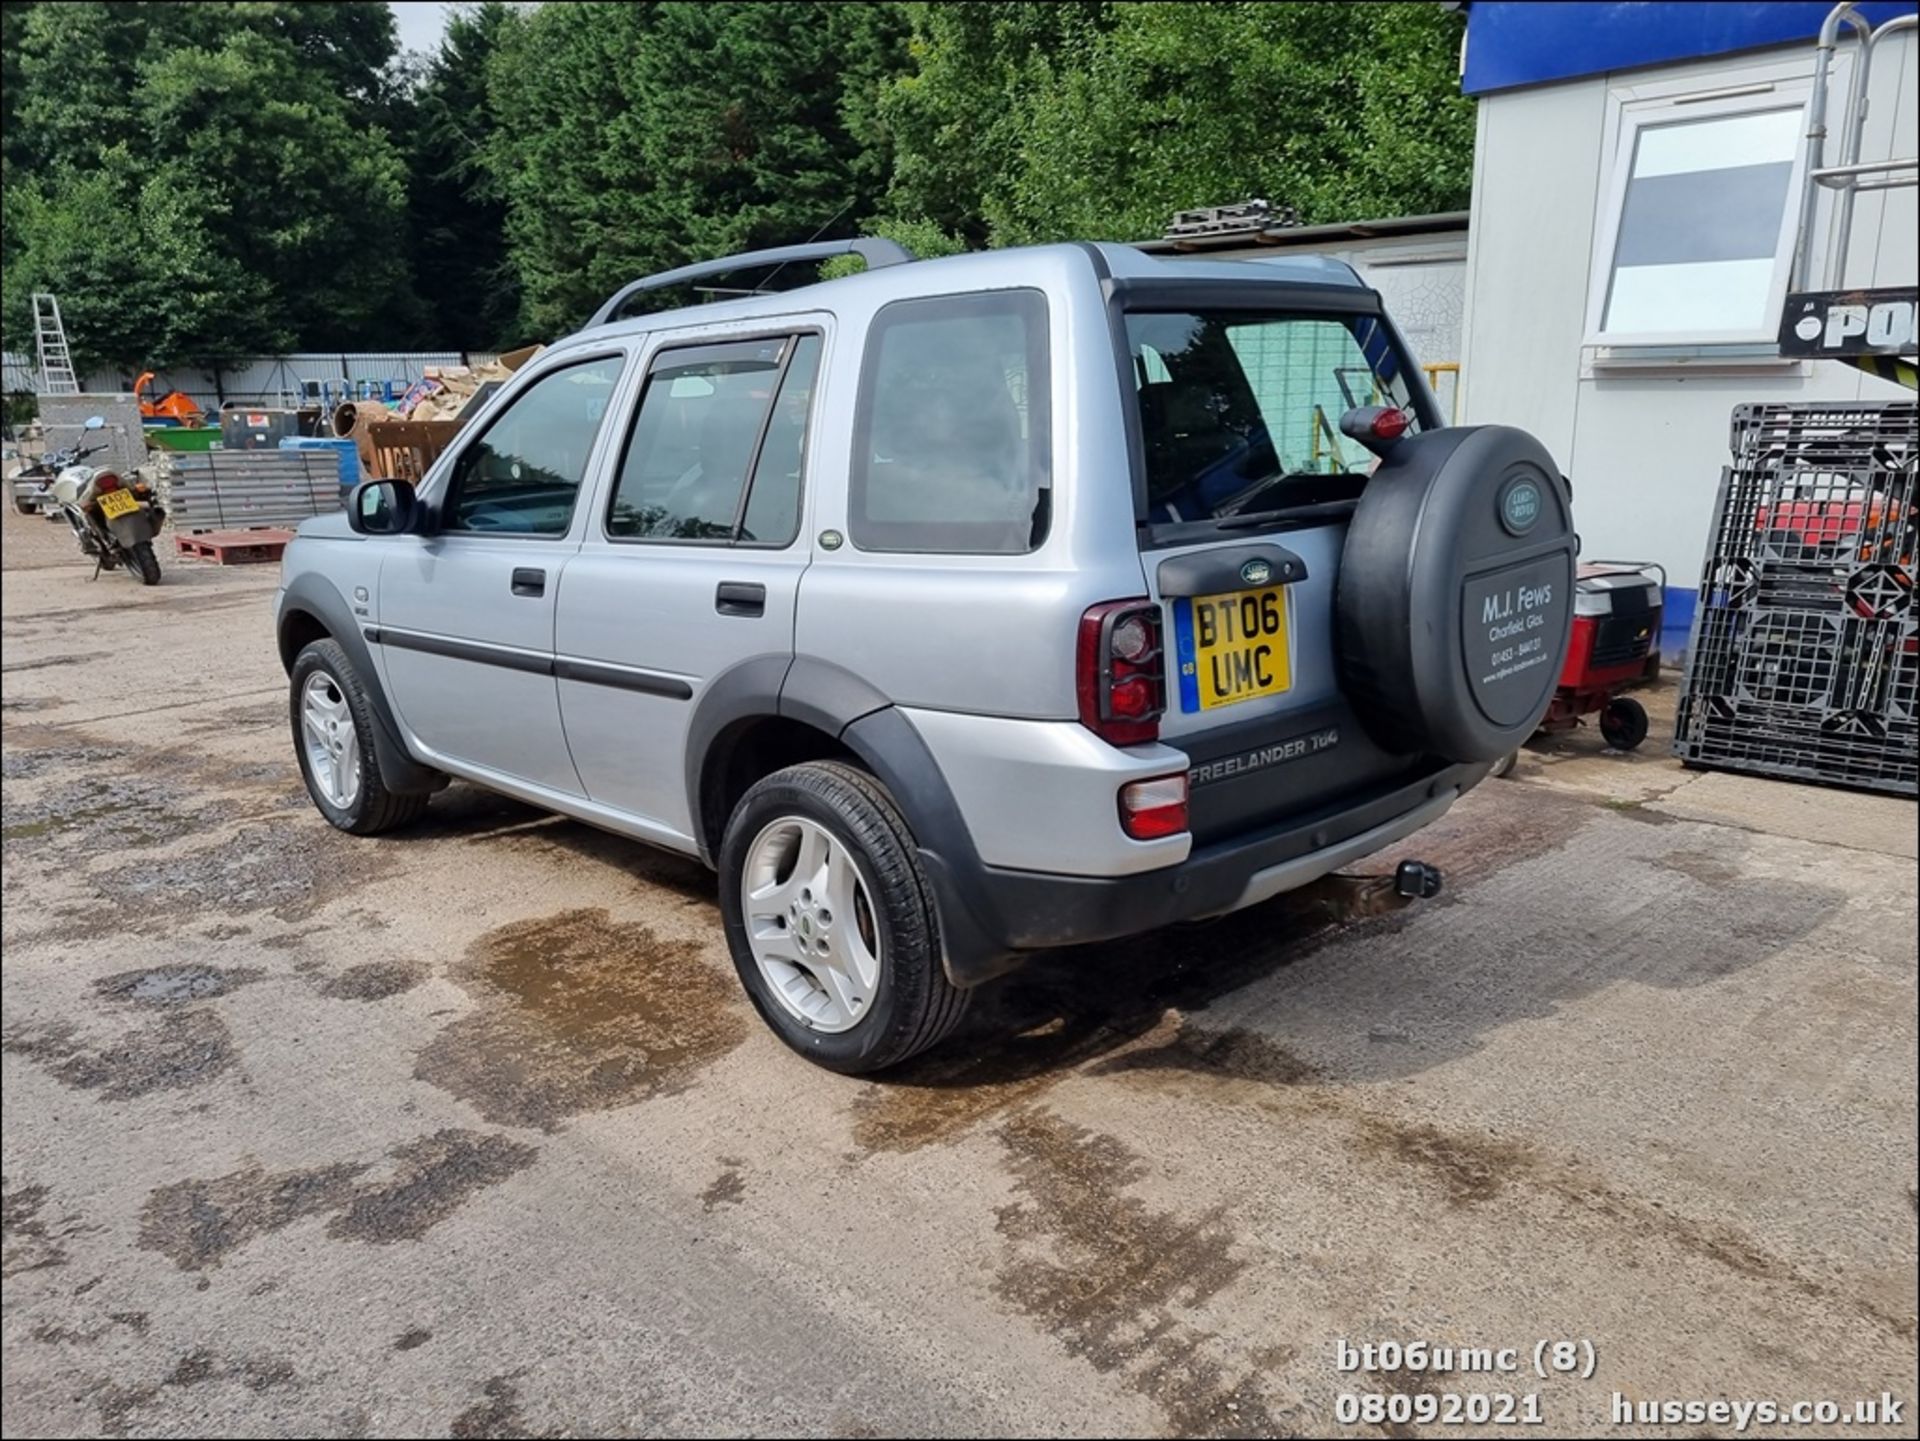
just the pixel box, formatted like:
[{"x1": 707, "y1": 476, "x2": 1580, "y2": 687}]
[
  {"x1": 2, "y1": 1, "x2": 415, "y2": 366},
  {"x1": 884, "y1": 1, "x2": 1473, "y2": 245},
  {"x1": 406, "y1": 2, "x2": 519, "y2": 349},
  {"x1": 486, "y1": 2, "x2": 911, "y2": 337},
  {"x1": 881, "y1": 2, "x2": 1112, "y2": 246}
]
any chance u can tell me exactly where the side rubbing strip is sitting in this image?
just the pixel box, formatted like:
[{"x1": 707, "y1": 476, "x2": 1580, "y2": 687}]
[
  {"x1": 364, "y1": 627, "x2": 554, "y2": 676},
  {"x1": 555, "y1": 658, "x2": 693, "y2": 700},
  {"x1": 364, "y1": 628, "x2": 693, "y2": 699}
]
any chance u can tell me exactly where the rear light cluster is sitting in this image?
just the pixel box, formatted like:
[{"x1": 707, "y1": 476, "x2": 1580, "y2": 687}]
[
  {"x1": 1076, "y1": 599, "x2": 1166, "y2": 746},
  {"x1": 93, "y1": 472, "x2": 122, "y2": 494}
]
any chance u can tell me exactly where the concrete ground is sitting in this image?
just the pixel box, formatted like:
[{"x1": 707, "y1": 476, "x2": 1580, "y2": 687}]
[{"x1": 2, "y1": 502, "x2": 1914, "y2": 1440}]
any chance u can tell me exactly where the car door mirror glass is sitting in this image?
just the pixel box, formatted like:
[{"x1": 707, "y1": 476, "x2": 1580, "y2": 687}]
[{"x1": 348, "y1": 478, "x2": 416, "y2": 535}]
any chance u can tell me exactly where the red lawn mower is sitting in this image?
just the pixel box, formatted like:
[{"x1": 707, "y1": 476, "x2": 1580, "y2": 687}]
[{"x1": 1495, "y1": 561, "x2": 1664, "y2": 774}]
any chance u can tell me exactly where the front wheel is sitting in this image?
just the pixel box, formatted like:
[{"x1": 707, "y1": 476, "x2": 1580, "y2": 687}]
[
  {"x1": 718, "y1": 761, "x2": 969, "y2": 1074},
  {"x1": 126, "y1": 539, "x2": 161, "y2": 585},
  {"x1": 290, "y1": 638, "x2": 429, "y2": 836}
]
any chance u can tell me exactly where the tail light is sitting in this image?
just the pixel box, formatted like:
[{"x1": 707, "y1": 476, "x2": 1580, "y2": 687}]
[
  {"x1": 1077, "y1": 599, "x2": 1165, "y2": 746},
  {"x1": 92, "y1": 472, "x2": 122, "y2": 493},
  {"x1": 1119, "y1": 773, "x2": 1188, "y2": 840}
]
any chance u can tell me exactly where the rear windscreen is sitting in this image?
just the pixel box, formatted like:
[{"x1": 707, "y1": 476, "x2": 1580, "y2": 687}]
[{"x1": 1125, "y1": 311, "x2": 1422, "y2": 527}]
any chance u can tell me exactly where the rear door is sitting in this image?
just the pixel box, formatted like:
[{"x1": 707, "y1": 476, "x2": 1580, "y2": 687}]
[
  {"x1": 555, "y1": 324, "x2": 826, "y2": 848},
  {"x1": 1122, "y1": 301, "x2": 1437, "y2": 840}
]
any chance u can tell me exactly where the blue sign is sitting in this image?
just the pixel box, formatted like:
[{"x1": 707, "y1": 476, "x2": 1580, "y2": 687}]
[{"x1": 1464, "y1": 2, "x2": 1915, "y2": 96}]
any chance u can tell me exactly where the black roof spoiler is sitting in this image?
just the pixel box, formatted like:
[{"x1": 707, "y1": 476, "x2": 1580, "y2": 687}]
[{"x1": 583, "y1": 237, "x2": 914, "y2": 330}]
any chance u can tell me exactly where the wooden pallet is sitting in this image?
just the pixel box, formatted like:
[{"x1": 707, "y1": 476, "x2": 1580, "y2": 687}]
[{"x1": 174, "y1": 528, "x2": 295, "y2": 565}]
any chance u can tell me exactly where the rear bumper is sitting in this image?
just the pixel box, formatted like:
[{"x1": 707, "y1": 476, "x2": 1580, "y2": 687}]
[{"x1": 921, "y1": 758, "x2": 1487, "y2": 985}]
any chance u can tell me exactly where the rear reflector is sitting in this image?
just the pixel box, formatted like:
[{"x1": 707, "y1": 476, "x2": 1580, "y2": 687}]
[{"x1": 1119, "y1": 773, "x2": 1189, "y2": 840}]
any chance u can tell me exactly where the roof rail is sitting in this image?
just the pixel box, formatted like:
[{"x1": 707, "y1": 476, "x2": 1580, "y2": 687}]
[{"x1": 584, "y1": 237, "x2": 914, "y2": 329}]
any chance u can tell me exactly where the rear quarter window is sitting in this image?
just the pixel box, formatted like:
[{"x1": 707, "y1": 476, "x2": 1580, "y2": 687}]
[{"x1": 849, "y1": 290, "x2": 1051, "y2": 554}]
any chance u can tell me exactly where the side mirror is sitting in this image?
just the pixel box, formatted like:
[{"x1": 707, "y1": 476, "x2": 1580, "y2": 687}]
[
  {"x1": 83, "y1": 415, "x2": 106, "y2": 430},
  {"x1": 347, "y1": 478, "x2": 417, "y2": 536}
]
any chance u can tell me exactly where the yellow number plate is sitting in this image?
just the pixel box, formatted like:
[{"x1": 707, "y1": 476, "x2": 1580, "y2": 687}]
[
  {"x1": 97, "y1": 488, "x2": 139, "y2": 520},
  {"x1": 1175, "y1": 585, "x2": 1293, "y2": 712}
]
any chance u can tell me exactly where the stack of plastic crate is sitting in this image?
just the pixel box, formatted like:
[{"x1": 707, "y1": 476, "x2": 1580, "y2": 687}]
[{"x1": 1674, "y1": 400, "x2": 1917, "y2": 796}]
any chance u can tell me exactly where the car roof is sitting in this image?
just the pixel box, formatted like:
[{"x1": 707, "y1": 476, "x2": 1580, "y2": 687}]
[{"x1": 563, "y1": 241, "x2": 1367, "y2": 347}]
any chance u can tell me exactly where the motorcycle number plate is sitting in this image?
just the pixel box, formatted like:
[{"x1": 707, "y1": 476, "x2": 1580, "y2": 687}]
[{"x1": 97, "y1": 489, "x2": 139, "y2": 520}]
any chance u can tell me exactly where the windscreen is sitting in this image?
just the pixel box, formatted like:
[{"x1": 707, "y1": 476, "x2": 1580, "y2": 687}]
[{"x1": 1125, "y1": 311, "x2": 1423, "y2": 528}]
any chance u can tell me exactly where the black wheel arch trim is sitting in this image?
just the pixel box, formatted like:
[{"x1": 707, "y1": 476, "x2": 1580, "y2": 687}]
[
  {"x1": 276, "y1": 573, "x2": 443, "y2": 796},
  {"x1": 684, "y1": 653, "x2": 1017, "y2": 987}
]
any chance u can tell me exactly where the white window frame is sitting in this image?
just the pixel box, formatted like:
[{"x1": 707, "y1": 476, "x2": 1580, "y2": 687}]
[{"x1": 1582, "y1": 54, "x2": 1846, "y2": 355}]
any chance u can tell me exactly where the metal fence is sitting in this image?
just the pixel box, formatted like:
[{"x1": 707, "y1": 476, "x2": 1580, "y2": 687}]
[{"x1": 1673, "y1": 400, "x2": 1918, "y2": 796}]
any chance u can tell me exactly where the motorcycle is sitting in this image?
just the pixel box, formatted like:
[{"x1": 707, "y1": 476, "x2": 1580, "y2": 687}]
[{"x1": 48, "y1": 417, "x2": 167, "y2": 585}]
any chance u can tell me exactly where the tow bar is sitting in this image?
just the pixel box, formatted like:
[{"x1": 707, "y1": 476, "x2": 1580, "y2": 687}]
[{"x1": 1294, "y1": 860, "x2": 1445, "y2": 923}]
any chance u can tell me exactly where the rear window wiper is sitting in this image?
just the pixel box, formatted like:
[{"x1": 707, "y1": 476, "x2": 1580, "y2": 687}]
[{"x1": 1212, "y1": 499, "x2": 1359, "y2": 530}]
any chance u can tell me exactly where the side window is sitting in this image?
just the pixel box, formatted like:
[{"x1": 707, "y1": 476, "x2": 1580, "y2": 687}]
[
  {"x1": 850, "y1": 290, "x2": 1050, "y2": 554},
  {"x1": 607, "y1": 333, "x2": 820, "y2": 546},
  {"x1": 444, "y1": 355, "x2": 625, "y2": 535}
]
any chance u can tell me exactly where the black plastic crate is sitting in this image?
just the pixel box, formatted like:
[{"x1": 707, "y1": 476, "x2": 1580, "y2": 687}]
[{"x1": 1674, "y1": 400, "x2": 1918, "y2": 796}]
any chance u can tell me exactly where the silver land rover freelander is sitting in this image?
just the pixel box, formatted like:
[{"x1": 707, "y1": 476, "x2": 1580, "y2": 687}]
[{"x1": 274, "y1": 237, "x2": 1577, "y2": 1073}]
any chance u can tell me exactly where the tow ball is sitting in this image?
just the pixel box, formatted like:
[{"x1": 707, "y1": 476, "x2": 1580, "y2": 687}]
[{"x1": 1394, "y1": 859, "x2": 1444, "y2": 900}]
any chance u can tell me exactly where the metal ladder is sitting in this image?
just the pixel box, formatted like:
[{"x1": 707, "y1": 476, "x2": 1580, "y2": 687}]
[{"x1": 32, "y1": 293, "x2": 79, "y2": 394}]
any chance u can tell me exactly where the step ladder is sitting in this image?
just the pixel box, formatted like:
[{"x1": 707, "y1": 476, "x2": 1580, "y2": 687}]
[{"x1": 32, "y1": 292, "x2": 79, "y2": 394}]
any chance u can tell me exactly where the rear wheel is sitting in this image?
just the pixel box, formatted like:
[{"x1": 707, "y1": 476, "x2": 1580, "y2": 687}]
[
  {"x1": 718, "y1": 761, "x2": 969, "y2": 1074},
  {"x1": 1599, "y1": 696, "x2": 1649, "y2": 751},
  {"x1": 127, "y1": 540, "x2": 161, "y2": 585},
  {"x1": 290, "y1": 639, "x2": 429, "y2": 836}
]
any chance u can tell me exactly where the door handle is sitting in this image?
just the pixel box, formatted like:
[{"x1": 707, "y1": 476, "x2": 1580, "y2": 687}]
[
  {"x1": 511, "y1": 567, "x2": 545, "y2": 598},
  {"x1": 715, "y1": 581, "x2": 766, "y2": 617}
]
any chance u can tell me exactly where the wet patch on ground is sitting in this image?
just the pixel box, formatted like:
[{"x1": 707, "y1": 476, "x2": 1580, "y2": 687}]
[
  {"x1": 138, "y1": 1129, "x2": 536, "y2": 1270},
  {"x1": 700, "y1": 1161, "x2": 746, "y2": 1212},
  {"x1": 414, "y1": 909, "x2": 748, "y2": 1131},
  {"x1": 450, "y1": 1374, "x2": 551, "y2": 1439},
  {"x1": 0, "y1": 773, "x2": 200, "y2": 849},
  {"x1": 3, "y1": 1010, "x2": 238, "y2": 1101},
  {"x1": 317, "y1": 960, "x2": 426, "y2": 1002},
  {"x1": 90, "y1": 818, "x2": 380, "y2": 925},
  {"x1": 394, "y1": 1327, "x2": 433, "y2": 1352},
  {"x1": 3, "y1": 1177, "x2": 93, "y2": 1278},
  {"x1": 94, "y1": 1346, "x2": 300, "y2": 1436},
  {"x1": 992, "y1": 1108, "x2": 1283, "y2": 1439},
  {"x1": 95, "y1": 964, "x2": 263, "y2": 1006},
  {"x1": 139, "y1": 1159, "x2": 368, "y2": 1270},
  {"x1": 326, "y1": 1130, "x2": 538, "y2": 1245},
  {"x1": 30, "y1": 1312, "x2": 151, "y2": 1346}
]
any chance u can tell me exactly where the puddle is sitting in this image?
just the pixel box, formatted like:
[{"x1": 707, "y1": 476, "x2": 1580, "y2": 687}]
[
  {"x1": 95, "y1": 965, "x2": 262, "y2": 1006},
  {"x1": 414, "y1": 909, "x2": 748, "y2": 1131},
  {"x1": 992, "y1": 1107, "x2": 1283, "y2": 1438},
  {"x1": 3, "y1": 1011, "x2": 238, "y2": 1101},
  {"x1": 318, "y1": 961, "x2": 425, "y2": 1002},
  {"x1": 138, "y1": 1128, "x2": 537, "y2": 1270}
]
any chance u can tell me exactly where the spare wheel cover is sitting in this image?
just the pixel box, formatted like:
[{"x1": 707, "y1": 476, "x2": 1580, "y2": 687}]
[{"x1": 1335, "y1": 425, "x2": 1576, "y2": 762}]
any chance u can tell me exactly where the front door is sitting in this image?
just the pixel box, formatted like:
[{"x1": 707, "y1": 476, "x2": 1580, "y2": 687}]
[
  {"x1": 375, "y1": 352, "x2": 629, "y2": 795},
  {"x1": 556, "y1": 328, "x2": 825, "y2": 846}
]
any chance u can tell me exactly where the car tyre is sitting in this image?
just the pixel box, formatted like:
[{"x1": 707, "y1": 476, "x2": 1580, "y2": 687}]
[
  {"x1": 290, "y1": 638, "x2": 429, "y2": 836},
  {"x1": 719, "y1": 760, "x2": 969, "y2": 1074}
]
